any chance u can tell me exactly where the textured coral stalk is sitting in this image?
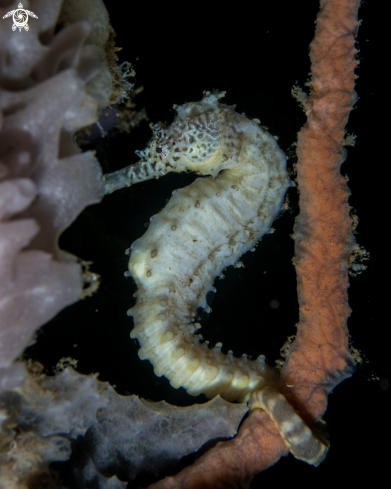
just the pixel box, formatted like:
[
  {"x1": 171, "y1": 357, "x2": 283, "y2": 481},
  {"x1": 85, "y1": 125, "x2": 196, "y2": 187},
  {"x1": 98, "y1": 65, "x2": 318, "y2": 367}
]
[
  {"x1": 278, "y1": 0, "x2": 360, "y2": 423},
  {"x1": 148, "y1": 0, "x2": 361, "y2": 487}
]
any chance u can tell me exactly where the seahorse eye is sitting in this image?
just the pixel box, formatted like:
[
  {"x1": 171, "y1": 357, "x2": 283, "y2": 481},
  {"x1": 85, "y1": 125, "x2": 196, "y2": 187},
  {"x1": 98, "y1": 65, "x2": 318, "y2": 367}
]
[{"x1": 150, "y1": 132, "x2": 172, "y2": 160}]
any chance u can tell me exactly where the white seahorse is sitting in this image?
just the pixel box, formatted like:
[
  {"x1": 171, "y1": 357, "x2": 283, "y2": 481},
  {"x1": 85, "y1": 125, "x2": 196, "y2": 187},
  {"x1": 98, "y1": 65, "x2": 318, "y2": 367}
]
[
  {"x1": 103, "y1": 92, "x2": 329, "y2": 464},
  {"x1": 104, "y1": 91, "x2": 290, "y2": 402}
]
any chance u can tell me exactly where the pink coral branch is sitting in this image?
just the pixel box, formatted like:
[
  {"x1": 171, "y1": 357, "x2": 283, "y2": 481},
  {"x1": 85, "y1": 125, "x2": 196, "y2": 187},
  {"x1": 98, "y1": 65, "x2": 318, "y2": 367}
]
[
  {"x1": 149, "y1": 410, "x2": 287, "y2": 489},
  {"x1": 278, "y1": 0, "x2": 360, "y2": 423}
]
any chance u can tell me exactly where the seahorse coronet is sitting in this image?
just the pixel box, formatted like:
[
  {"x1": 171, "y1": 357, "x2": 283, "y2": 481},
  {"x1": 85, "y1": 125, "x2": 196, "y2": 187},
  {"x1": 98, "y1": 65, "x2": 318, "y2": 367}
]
[{"x1": 122, "y1": 91, "x2": 290, "y2": 402}]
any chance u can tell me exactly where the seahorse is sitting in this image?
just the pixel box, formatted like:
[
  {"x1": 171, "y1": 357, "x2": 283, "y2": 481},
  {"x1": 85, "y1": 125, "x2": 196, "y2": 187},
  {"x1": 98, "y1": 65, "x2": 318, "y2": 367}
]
[{"x1": 104, "y1": 91, "x2": 290, "y2": 402}]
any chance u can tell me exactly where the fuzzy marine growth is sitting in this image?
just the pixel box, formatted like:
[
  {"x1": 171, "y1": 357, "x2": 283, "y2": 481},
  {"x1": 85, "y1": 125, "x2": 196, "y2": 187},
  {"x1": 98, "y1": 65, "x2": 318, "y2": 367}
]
[{"x1": 105, "y1": 92, "x2": 290, "y2": 402}]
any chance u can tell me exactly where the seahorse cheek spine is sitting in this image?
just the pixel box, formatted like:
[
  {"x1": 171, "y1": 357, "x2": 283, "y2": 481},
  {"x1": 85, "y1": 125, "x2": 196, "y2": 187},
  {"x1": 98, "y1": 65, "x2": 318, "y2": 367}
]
[{"x1": 127, "y1": 92, "x2": 289, "y2": 402}]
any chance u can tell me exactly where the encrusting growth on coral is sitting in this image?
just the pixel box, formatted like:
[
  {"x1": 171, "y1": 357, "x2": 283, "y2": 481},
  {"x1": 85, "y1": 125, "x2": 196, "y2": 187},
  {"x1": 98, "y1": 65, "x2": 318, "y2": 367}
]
[{"x1": 57, "y1": 0, "x2": 133, "y2": 110}]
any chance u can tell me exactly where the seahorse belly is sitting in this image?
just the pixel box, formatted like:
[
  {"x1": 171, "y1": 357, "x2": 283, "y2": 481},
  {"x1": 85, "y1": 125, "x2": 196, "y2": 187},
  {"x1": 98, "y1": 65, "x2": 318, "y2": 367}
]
[{"x1": 126, "y1": 92, "x2": 289, "y2": 402}]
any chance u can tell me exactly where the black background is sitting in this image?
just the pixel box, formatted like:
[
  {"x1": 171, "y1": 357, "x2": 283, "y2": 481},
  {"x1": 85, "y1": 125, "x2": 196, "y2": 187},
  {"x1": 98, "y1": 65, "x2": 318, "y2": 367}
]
[{"x1": 25, "y1": 0, "x2": 390, "y2": 487}]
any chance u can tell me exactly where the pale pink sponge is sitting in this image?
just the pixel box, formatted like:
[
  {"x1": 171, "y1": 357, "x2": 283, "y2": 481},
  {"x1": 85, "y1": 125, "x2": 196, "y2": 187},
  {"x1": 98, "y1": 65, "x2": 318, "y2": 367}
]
[{"x1": 0, "y1": 0, "x2": 104, "y2": 373}]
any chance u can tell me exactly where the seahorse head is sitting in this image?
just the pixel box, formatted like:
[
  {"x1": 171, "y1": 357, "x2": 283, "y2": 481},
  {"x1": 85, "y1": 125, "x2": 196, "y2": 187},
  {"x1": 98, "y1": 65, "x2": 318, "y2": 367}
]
[
  {"x1": 103, "y1": 91, "x2": 283, "y2": 195},
  {"x1": 144, "y1": 91, "x2": 241, "y2": 178}
]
